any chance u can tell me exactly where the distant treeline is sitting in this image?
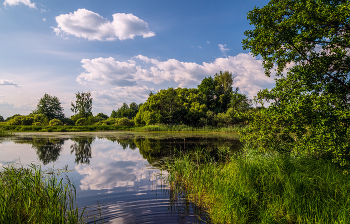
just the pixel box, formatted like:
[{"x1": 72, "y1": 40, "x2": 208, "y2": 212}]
[{"x1": 1, "y1": 71, "x2": 254, "y2": 128}]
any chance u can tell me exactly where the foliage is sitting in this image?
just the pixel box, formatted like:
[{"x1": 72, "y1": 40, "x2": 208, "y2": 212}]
[
  {"x1": 75, "y1": 118, "x2": 87, "y2": 126},
  {"x1": 112, "y1": 102, "x2": 139, "y2": 119},
  {"x1": 70, "y1": 91, "x2": 93, "y2": 119},
  {"x1": 5, "y1": 114, "x2": 21, "y2": 122},
  {"x1": 34, "y1": 93, "x2": 64, "y2": 121},
  {"x1": 0, "y1": 164, "x2": 85, "y2": 223},
  {"x1": 0, "y1": 116, "x2": 4, "y2": 122},
  {"x1": 135, "y1": 73, "x2": 251, "y2": 127},
  {"x1": 167, "y1": 148, "x2": 350, "y2": 223},
  {"x1": 94, "y1": 112, "x2": 109, "y2": 122},
  {"x1": 241, "y1": 0, "x2": 350, "y2": 166},
  {"x1": 49, "y1": 119, "x2": 63, "y2": 126},
  {"x1": 117, "y1": 117, "x2": 134, "y2": 127}
]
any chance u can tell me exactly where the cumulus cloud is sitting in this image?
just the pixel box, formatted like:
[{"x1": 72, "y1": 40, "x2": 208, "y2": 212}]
[
  {"x1": 3, "y1": 0, "x2": 36, "y2": 8},
  {"x1": 218, "y1": 44, "x2": 229, "y2": 54},
  {"x1": 52, "y1": 8, "x2": 155, "y2": 41},
  {"x1": 42, "y1": 18, "x2": 46, "y2": 21},
  {"x1": 0, "y1": 79, "x2": 20, "y2": 87},
  {"x1": 77, "y1": 53, "x2": 275, "y2": 99}
]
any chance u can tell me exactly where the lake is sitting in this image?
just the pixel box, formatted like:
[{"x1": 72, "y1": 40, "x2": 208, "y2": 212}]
[{"x1": 0, "y1": 132, "x2": 241, "y2": 223}]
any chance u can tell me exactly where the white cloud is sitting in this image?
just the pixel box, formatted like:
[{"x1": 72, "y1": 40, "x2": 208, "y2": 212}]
[
  {"x1": 219, "y1": 44, "x2": 229, "y2": 54},
  {"x1": 52, "y1": 8, "x2": 155, "y2": 41},
  {"x1": 77, "y1": 53, "x2": 276, "y2": 99},
  {"x1": 40, "y1": 8, "x2": 46, "y2": 13},
  {"x1": 42, "y1": 18, "x2": 46, "y2": 21},
  {"x1": 3, "y1": 0, "x2": 36, "y2": 8},
  {"x1": 207, "y1": 41, "x2": 210, "y2": 44},
  {"x1": 0, "y1": 79, "x2": 20, "y2": 87},
  {"x1": 198, "y1": 46, "x2": 202, "y2": 49}
]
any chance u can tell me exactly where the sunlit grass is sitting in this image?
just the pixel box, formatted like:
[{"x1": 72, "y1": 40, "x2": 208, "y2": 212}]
[
  {"x1": 166, "y1": 147, "x2": 350, "y2": 223},
  {"x1": 0, "y1": 164, "x2": 86, "y2": 224}
]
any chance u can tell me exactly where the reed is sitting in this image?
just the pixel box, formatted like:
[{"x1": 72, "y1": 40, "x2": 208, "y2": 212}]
[
  {"x1": 167, "y1": 147, "x2": 350, "y2": 223},
  {"x1": 0, "y1": 164, "x2": 86, "y2": 224}
]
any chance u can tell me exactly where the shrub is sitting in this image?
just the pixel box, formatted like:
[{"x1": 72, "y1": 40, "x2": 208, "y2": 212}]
[
  {"x1": 118, "y1": 117, "x2": 134, "y2": 127},
  {"x1": 32, "y1": 122, "x2": 42, "y2": 126},
  {"x1": 49, "y1": 119, "x2": 63, "y2": 126},
  {"x1": 75, "y1": 118, "x2": 87, "y2": 126}
]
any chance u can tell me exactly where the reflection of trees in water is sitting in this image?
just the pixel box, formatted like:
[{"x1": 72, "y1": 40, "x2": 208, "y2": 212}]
[
  {"x1": 33, "y1": 139, "x2": 65, "y2": 165},
  {"x1": 101, "y1": 136, "x2": 242, "y2": 167},
  {"x1": 13, "y1": 138, "x2": 65, "y2": 165},
  {"x1": 105, "y1": 137, "x2": 137, "y2": 150},
  {"x1": 70, "y1": 137, "x2": 95, "y2": 164}
]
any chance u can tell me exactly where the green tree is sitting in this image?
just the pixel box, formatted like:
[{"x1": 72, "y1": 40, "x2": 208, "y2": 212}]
[
  {"x1": 70, "y1": 91, "x2": 93, "y2": 119},
  {"x1": 0, "y1": 115, "x2": 4, "y2": 122},
  {"x1": 95, "y1": 112, "x2": 109, "y2": 122},
  {"x1": 198, "y1": 71, "x2": 234, "y2": 113},
  {"x1": 241, "y1": 0, "x2": 350, "y2": 166},
  {"x1": 34, "y1": 93, "x2": 64, "y2": 121},
  {"x1": 110, "y1": 110, "x2": 117, "y2": 118}
]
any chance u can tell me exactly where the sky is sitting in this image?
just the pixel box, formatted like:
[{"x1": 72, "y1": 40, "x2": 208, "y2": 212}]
[{"x1": 0, "y1": 0, "x2": 275, "y2": 119}]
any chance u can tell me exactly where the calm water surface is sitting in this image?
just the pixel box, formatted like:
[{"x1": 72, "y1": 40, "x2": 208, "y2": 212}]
[{"x1": 0, "y1": 132, "x2": 241, "y2": 223}]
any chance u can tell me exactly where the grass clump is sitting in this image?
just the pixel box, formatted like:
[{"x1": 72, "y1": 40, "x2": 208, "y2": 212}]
[
  {"x1": 0, "y1": 164, "x2": 85, "y2": 224},
  {"x1": 167, "y1": 148, "x2": 350, "y2": 223}
]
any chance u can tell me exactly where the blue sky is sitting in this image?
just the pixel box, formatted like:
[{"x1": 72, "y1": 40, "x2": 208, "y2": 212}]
[{"x1": 0, "y1": 0, "x2": 275, "y2": 118}]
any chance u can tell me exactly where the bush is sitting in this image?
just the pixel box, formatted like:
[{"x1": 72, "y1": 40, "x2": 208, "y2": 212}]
[
  {"x1": 32, "y1": 122, "x2": 42, "y2": 126},
  {"x1": 49, "y1": 119, "x2": 63, "y2": 126},
  {"x1": 118, "y1": 117, "x2": 134, "y2": 127},
  {"x1": 61, "y1": 118, "x2": 75, "y2": 125},
  {"x1": 8, "y1": 116, "x2": 25, "y2": 125},
  {"x1": 75, "y1": 118, "x2": 87, "y2": 126}
]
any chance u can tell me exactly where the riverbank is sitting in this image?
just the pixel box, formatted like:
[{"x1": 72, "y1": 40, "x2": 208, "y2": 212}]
[
  {"x1": 0, "y1": 123, "x2": 244, "y2": 133},
  {"x1": 166, "y1": 147, "x2": 350, "y2": 223}
]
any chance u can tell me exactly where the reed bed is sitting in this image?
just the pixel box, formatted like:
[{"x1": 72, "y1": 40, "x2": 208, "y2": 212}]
[
  {"x1": 0, "y1": 164, "x2": 85, "y2": 224},
  {"x1": 167, "y1": 148, "x2": 350, "y2": 223}
]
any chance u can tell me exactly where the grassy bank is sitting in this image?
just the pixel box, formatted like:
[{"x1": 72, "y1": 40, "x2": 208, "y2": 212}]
[
  {"x1": 0, "y1": 164, "x2": 85, "y2": 224},
  {"x1": 0, "y1": 123, "x2": 244, "y2": 133},
  {"x1": 167, "y1": 148, "x2": 350, "y2": 223}
]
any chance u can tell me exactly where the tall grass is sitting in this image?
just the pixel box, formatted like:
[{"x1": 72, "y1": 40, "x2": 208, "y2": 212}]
[
  {"x1": 0, "y1": 164, "x2": 85, "y2": 224},
  {"x1": 166, "y1": 148, "x2": 350, "y2": 223},
  {"x1": 135, "y1": 124, "x2": 244, "y2": 133}
]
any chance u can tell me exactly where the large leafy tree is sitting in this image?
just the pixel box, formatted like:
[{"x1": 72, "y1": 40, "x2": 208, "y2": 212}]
[
  {"x1": 198, "y1": 71, "x2": 234, "y2": 113},
  {"x1": 242, "y1": 0, "x2": 350, "y2": 166},
  {"x1": 71, "y1": 91, "x2": 93, "y2": 119},
  {"x1": 34, "y1": 93, "x2": 64, "y2": 120}
]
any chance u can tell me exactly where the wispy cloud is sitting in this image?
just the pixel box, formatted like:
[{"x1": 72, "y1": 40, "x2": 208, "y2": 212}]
[
  {"x1": 52, "y1": 8, "x2": 155, "y2": 41},
  {"x1": 0, "y1": 79, "x2": 20, "y2": 87},
  {"x1": 3, "y1": 0, "x2": 36, "y2": 8},
  {"x1": 218, "y1": 44, "x2": 229, "y2": 55}
]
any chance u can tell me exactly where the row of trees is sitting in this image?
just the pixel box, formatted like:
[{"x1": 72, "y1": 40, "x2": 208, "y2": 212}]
[{"x1": 3, "y1": 70, "x2": 251, "y2": 127}]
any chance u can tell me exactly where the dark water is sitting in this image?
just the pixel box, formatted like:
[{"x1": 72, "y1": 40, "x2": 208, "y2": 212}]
[{"x1": 0, "y1": 132, "x2": 241, "y2": 223}]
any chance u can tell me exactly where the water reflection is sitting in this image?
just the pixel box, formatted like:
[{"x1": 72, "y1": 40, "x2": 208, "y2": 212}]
[
  {"x1": 70, "y1": 137, "x2": 94, "y2": 164},
  {"x1": 13, "y1": 138, "x2": 65, "y2": 165},
  {"x1": 2, "y1": 133, "x2": 241, "y2": 223}
]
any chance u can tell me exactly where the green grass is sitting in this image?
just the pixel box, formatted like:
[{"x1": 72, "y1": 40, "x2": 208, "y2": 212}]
[
  {"x1": 0, "y1": 164, "x2": 85, "y2": 224},
  {"x1": 0, "y1": 123, "x2": 245, "y2": 133},
  {"x1": 166, "y1": 147, "x2": 350, "y2": 223},
  {"x1": 133, "y1": 124, "x2": 244, "y2": 133}
]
